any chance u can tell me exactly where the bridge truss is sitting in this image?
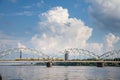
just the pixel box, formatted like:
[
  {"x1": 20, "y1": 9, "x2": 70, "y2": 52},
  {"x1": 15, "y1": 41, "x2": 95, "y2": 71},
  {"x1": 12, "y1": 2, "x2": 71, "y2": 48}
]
[
  {"x1": 0, "y1": 48, "x2": 48, "y2": 60},
  {"x1": 59, "y1": 48, "x2": 120, "y2": 61},
  {"x1": 0, "y1": 48, "x2": 120, "y2": 61},
  {"x1": 62, "y1": 48, "x2": 99, "y2": 60},
  {"x1": 99, "y1": 49, "x2": 120, "y2": 60}
]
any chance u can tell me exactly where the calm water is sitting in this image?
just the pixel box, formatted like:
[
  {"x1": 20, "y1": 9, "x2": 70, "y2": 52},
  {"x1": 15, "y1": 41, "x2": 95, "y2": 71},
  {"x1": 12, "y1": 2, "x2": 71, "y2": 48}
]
[{"x1": 0, "y1": 66, "x2": 120, "y2": 80}]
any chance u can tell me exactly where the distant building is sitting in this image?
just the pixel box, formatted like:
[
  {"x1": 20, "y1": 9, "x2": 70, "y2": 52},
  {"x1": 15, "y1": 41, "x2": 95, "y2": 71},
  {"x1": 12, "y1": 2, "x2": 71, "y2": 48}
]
[{"x1": 65, "y1": 51, "x2": 69, "y2": 61}]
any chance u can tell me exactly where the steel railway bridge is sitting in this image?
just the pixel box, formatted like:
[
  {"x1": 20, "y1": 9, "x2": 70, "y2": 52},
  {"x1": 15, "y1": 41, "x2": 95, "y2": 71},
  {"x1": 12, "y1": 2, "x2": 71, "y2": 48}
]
[{"x1": 0, "y1": 48, "x2": 120, "y2": 67}]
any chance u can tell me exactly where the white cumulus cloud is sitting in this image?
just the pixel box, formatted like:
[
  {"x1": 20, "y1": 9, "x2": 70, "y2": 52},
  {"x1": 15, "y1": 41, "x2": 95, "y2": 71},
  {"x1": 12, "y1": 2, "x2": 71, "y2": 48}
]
[
  {"x1": 40, "y1": 7, "x2": 69, "y2": 24},
  {"x1": 104, "y1": 33, "x2": 120, "y2": 51},
  {"x1": 30, "y1": 6, "x2": 103, "y2": 54},
  {"x1": 17, "y1": 42, "x2": 26, "y2": 48},
  {"x1": 85, "y1": 43, "x2": 103, "y2": 54}
]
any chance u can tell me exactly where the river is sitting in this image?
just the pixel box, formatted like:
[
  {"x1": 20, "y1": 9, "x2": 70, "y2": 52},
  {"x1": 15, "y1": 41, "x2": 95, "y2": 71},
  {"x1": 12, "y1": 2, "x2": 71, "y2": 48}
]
[{"x1": 0, "y1": 66, "x2": 120, "y2": 80}]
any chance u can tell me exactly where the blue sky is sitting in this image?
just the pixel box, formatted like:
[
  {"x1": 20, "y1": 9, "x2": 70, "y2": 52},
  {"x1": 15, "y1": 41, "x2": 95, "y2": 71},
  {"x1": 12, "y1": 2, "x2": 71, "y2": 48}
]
[
  {"x1": 0, "y1": 0, "x2": 90, "y2": 36},
  {"x1": 0, "y1": 0, "x2": 120, "y2": 55}
]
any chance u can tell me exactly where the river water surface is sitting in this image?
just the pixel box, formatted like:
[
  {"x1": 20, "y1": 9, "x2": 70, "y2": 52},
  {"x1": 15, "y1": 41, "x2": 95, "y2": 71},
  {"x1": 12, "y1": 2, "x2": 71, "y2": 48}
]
[{"x1": 0, "y1": 66, "x2": 120, "y2": 80}]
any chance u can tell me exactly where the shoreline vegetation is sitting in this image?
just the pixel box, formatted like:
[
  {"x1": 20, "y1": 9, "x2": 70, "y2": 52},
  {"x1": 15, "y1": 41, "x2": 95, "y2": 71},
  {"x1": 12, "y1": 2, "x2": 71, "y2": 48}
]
[{"x1": 35, "y1": 62, "x2": 120, "y2": 67}]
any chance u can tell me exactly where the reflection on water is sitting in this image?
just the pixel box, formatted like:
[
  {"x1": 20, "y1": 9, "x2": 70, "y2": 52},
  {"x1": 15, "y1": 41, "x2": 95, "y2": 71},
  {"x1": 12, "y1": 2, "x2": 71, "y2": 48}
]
[{"x1": 0, "y1": 66, "x2": 120, "y2": 80}]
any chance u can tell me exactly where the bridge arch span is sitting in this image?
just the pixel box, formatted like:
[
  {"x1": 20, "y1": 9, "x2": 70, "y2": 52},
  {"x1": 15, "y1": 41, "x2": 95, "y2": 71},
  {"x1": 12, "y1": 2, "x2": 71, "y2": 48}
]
[
  {"x1": 60, "y1": 48, "x2": 99, "y2": 60},
  {"x1": 99, "y1": 49, "x2": 120, "y2": 60},
  {"x1": 0, "y1": 48, "x2": 48, "y2": 60}
]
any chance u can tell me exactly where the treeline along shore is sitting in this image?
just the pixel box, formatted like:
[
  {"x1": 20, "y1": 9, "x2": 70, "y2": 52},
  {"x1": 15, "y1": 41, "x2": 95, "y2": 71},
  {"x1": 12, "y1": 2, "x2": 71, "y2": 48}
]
[{"x1": 35, "y1": 62, "x2": 120, "y2": 67}]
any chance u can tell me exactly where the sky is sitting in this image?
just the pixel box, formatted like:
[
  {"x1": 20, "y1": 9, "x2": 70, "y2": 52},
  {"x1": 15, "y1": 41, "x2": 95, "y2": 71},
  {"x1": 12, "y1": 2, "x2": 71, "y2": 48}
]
[{"x1": 0, "y1": 0, "x2": 120, "y2": 55}]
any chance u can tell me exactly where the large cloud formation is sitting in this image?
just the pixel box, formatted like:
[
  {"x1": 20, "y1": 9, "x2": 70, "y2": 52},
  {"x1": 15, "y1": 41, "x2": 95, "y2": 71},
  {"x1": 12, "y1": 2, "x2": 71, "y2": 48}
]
[
  {"x1": 104, "y1": 33, "x2": 120, "y2": 51},
  {"x1": 88, "y1": 0, "x2": 120, "y2": 33},
  {"x1": 0, "y1": 6, "x2": 119, "y2": 55},
  {"x1": 30, "y1": 7, "x2": 103, "y2": 54}
]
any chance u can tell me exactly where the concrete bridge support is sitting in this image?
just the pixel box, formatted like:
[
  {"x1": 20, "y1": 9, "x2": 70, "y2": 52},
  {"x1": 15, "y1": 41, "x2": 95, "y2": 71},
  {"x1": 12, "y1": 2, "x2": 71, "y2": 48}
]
[
  {"x1": 96, "y1": 62, "x2": 104, "y2": 67},
  {"x1": 65, "y1": 51, "x2": 69, "y2": 61},
  {"x1": 20, "y1": 50, "x2": 22, "y2": 59},
  {"x1": 46, "y1": 62, "x2": 52, "y2": 67},
  {"x1": 0, "y1": 74, "x2": 2, "y2": 80}
]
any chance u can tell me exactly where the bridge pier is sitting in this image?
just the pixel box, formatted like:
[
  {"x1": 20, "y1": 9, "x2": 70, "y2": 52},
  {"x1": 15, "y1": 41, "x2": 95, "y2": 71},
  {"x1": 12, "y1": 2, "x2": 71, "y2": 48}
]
[
  {"x1": 65, "y1": 51, "x2": 69, "y2": 61},
  {"x1": 0, "y1": 74, "x2": 2, "y2": 80},
  {"x1": 96, "y1": 62, "x2": 104, "y2": 67},
  {"x1": 46, "y1": 62, "x2": 52, "y2": 67},
  {"x1": 20, "y1": 50, "x2": 22, "y2": 60}
]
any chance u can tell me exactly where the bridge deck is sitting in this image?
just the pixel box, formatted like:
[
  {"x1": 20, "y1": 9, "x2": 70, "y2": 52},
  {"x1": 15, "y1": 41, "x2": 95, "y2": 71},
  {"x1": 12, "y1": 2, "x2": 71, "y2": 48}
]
[{"x1": 0, "y1": 60, "x2": 120, "y2": 63}]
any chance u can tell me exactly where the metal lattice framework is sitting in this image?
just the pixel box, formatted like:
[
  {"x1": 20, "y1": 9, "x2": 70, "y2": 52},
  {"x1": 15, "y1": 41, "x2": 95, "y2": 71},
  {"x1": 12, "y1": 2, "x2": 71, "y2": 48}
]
[
  {"x1": 61, "y1": 48, "x2": 120, "y2": 60},
  {"x1": 99, "y1": 49, "x2": 120, "y2": 59},
  {"x1": 0, "y1": 48, "x2": 49, "y2": 60},
  {"x1": 62, "y1": 48, "x2": 99, "y2": 60},
  {"x1": 0, "y1": 48, "x2": 120, "y2": 60}
]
